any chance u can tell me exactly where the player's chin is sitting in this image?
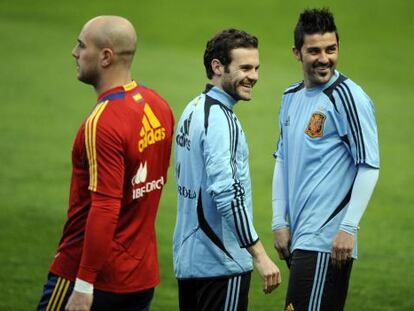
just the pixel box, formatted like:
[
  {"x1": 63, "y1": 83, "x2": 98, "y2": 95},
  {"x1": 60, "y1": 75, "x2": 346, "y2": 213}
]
[
  {"x1": 314, "y1": 72, "x2": 332, "y2": 85},
  {"x1": 237, "y1": 87, "x2": 253, "y2": 101}
]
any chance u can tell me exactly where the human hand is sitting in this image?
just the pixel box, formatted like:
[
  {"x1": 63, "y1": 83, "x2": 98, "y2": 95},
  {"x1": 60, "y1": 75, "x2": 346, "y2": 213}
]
[
  {"x1": 254, "y1": 253, "x2": 282, "y2": 294},
  {"x1": 65, "y1": 291, "x2": 93, "y2": 311},
  {"x1": 272, "y1": 228, "x2": 291, "y2": 260},
  {"x1": 248, "y1": 241, "x2": 281, "y2": 294},
  {"x1": 331, "y1": 230, "x2": 354, "y2": 268}
]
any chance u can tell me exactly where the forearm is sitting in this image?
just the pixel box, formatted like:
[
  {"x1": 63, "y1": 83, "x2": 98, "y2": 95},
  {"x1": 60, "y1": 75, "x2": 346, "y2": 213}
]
[
  {"x1": 272, "y1": 158, "x2": 289, "y2": 230},
  {"x1": 77, "y1": 192, "x2": 121, "y2": 284},
  {"x1": 340, "y1": 165, "x2": 379, "y2": 234},
  {"x1": 247, "y1": 239, "x2": 267, "y2": 259}
]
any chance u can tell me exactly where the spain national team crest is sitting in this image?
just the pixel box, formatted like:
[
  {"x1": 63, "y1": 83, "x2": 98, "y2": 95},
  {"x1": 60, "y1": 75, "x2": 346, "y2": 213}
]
[{"x1": 305, "y1": 112, "x2": 326, "y2": 138}]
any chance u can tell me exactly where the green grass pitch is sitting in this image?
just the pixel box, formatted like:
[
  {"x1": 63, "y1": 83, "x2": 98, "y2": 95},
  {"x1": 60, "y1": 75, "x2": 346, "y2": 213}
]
[{"x1": 1, "y1": 0, "x2": 413, "y2": 310}]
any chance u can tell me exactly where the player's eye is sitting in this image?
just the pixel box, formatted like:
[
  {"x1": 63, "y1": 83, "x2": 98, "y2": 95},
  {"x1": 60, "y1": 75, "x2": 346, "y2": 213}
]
[
  {"x1": 239, "y1": 65, "x2": 253, "y2": 72},
  {"x1": 326, "y1": 46, "x2": 337, "y2": 54},
  {"x1": 307, "y1": 48, "x2": 319, "y2": 55},
  {"x1": 76, "y1": 40, "x2": 85, "y2": 49}
]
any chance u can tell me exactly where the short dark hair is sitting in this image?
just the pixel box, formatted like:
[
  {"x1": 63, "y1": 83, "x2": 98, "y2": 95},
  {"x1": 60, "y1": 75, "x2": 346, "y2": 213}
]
[
  {"x1": 294, "y1": 8, "x2": 339, "y2": 50},
  {"x1": 204, "y1": 28, "x2": 258, "y2": 79}
]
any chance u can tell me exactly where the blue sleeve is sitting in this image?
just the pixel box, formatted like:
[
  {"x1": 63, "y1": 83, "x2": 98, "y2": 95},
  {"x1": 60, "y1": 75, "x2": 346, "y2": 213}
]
[
  {"x1": 204, "y1": 106, "x2": 258, "y2": 248},
  {"x1": 272, "y1": 158, "x2": 289, "y2": 230},
  {"x1": 340, "y1": 165, "x2": 379, "y2": 235},
  {"x1": 336, "y1": 83, "x2": 380, "y2": 168},
  {"x1": 273, "y1": 97, "x2": 285, "y2": 160}
]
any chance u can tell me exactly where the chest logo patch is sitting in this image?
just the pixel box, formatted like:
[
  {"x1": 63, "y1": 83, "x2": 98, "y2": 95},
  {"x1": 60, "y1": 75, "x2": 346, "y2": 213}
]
[{"x1": 305, "y1": 112, "x2": 326, "y2": 138}]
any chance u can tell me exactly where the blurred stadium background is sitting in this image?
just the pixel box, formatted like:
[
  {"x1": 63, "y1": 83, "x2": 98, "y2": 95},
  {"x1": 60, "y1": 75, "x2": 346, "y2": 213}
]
[{"x1": 1, "y1": 0, "x2": 413, "y2": 310}]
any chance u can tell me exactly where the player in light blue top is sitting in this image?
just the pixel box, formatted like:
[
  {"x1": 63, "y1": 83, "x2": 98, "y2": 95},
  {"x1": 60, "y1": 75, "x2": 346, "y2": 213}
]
[
  {"x1": 272, "y1": 8, "x2": 379, "y2": 311},
  {"x1": 174, "y1": 29, "x2": 281, "y2": 311}
]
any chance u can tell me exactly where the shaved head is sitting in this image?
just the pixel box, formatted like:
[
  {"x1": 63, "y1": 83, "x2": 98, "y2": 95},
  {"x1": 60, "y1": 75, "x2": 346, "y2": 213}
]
[
  {"x1": 72, "y1": 16, "x2": 138, "y2": 91},
  {"x1": 82, "y1": 16, "x2": 137, "y2": 65}
]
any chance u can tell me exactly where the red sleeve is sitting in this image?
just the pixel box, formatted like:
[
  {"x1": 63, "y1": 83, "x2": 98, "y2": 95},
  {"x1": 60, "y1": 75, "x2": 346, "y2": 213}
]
[
  {"x1": 85, "y1": 102, "x2": 124, "y2": 198},
  {"x1": 77, "y1": 192, "x2": 121, "y2": 283}
]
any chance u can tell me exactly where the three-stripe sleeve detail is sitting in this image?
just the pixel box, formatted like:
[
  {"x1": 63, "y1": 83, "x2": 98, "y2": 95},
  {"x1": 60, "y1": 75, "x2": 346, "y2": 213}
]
[
  {"x1": 221, "y1": 107, "x2": 238, "y2": 177},
  {"x1": 85, "y1": 100, "x2": 109, "y2": 192},
  {"x1": 46, "y1": 277, "x2": 71, "y2": 311},
  {"x1": 224, "y1": 275, "x2": 242, "y2": 311},
  {"x1": 334, "y1": 83, "x2": 366, "y2": 163},
  {"x1": 220, "y1": 106, "x2": 255, "y2": 247},
  {"x1": 308, "y1": 253, "x2": 330, "y2": 311}
]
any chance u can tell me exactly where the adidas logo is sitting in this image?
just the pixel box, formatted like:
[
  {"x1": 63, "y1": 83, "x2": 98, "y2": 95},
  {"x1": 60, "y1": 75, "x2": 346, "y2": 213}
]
[
  {"x1": 138, "y1": 104, "x2": 166, "y2": 152},
  {"x1": 176, "y1": 112, "x2": 192, "y2": 150}
]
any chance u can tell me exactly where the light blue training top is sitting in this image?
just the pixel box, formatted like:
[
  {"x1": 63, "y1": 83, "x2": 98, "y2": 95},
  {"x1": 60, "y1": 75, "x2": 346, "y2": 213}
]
[
  {"x1": 173, "y1": 85, "x2": 258, "y2": 279},
  {"x1": 273, "y1": 71, "x2": 380, "y2": 257}
]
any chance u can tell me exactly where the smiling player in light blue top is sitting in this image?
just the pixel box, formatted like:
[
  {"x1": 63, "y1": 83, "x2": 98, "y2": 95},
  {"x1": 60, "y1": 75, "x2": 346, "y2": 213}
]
[
  {"x1": 174, "y1": 29, "x2": 281, "y2": 311},
  {"x1": 272, "y1": 8, "x2": 379, "y2": 311}
]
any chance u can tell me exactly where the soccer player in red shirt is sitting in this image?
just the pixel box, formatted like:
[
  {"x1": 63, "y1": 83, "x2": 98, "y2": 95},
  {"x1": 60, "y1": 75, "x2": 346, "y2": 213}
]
[{"x1": 37, "y1": 16, "x2": 174, "y2": 311}]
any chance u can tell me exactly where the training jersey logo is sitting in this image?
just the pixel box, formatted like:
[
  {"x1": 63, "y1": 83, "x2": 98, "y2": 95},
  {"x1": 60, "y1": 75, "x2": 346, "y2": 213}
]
[
  {"x1": 131, "y1": 161, "x2": 164, "y2": 199},
  {"x1": 176, "y1": 112, "x2": 193, "y2": 150},
  {"x1": 131, "y1": 162, "x2": 147, "y2": 185},
  {"x1": 305, "y1": 112, "x2": 326, "y2": 138},
  {"x1": 138, "y1": 104, "x2": 166, "y2": 152}
]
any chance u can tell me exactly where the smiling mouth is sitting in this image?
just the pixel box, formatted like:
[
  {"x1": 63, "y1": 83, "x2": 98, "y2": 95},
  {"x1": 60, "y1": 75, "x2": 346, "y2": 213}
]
[
  {"x1": 315, "y1": 66, "x2": 331, "y2": 76},
  {"x1": 240, "y1": 80, "x2": 255, "y2": 89}
]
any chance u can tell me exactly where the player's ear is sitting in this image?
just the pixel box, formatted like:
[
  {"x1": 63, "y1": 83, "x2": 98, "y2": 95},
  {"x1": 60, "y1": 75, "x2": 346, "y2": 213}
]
[
  {"x1": 101, "y1": 48, "x2": 114, "y2": 67},
  {"x1": 292, "y1": 46, "x2": 302, "y2": 62},
  {"x1": 211, "y1": 58, "x2": 224, "y2": 76}
]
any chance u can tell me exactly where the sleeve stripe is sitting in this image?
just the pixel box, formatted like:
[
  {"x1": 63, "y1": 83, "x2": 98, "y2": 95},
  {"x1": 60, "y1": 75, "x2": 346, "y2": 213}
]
[
  {"x1": 221, "y1": 107, "x2": 238, "y2": 177},
  {"x1": 334, "y1": 84, "x2": 364, "y2": 163},
  {"x1": 85, "y1": 101, "x2": 109, "y2": 191},
  {"x1": 231, "y1": 200, "x2": 246, "y2": 246},
  {"x1": 342, "y1": 83, "x2": 366, "y2": 162},
  {"x1": 219, "y1": 106, "x2": 255, "y2": 247},
  {"x1": 234, "y1": 183, "x2": 254, "y2": 246},
  {"x1": 337, "y1": 84, "x2": 362, "y2": 162}
]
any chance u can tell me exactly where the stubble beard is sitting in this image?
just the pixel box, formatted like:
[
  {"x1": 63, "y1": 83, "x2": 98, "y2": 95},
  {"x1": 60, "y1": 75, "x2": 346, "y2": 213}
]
[
  {"x1": 222, "y1": 79, "x2": 253, "y2": 102},
  {"x1": 77, "y1": 67, "x2": 100, "y2": 87}
]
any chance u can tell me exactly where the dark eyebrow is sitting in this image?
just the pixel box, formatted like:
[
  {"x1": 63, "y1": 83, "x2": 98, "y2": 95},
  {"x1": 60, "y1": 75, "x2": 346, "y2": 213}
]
[
  {"x1": 239, "y1": 64, "x2": 260, "y2": 69},
  {"x1": 307, "y1": 46, "x2": 320, "y2": 51}
]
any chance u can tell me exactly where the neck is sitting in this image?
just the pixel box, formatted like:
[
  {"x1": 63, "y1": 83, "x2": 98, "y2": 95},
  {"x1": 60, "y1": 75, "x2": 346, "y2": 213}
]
[
  {"x1": 94, "y1": 69, "x2": 132, "y2": 95},
  {"x1": 209, "y1": 77, "x2": 224, "y2": 90}
]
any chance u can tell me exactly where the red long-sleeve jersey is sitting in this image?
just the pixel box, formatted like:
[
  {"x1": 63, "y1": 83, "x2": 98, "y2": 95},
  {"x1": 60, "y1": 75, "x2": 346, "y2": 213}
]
[{"x1": 50, "y1": 81, "x2": 174, "y2": 293}]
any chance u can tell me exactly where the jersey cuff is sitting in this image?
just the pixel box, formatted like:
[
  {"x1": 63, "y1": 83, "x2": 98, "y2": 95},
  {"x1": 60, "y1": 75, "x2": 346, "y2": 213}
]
[
  {"x1": 272, "y1": 223, "x2": 289, "y2": 231},
  {"x1": 339, "y1": 223, "x2": 358, "y2": 235},
  {"x1": 241, "y1": 237, "x2": 260, "y2": 249}
]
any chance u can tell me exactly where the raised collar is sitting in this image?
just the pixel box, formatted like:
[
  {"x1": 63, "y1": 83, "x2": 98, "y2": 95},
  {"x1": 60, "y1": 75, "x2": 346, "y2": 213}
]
[{"x1": 204, "y1": 84, "x2": 237, "y2": 109}]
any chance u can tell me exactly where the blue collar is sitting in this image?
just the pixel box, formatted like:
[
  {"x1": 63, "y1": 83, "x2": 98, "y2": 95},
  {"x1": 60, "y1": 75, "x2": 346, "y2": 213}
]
[
  {"x1": 204, "y1": 84, "x2": 237, "y2": 109},
  {"x1": 305, "y1": 70, "x2": 340, "y2": 95},
  {"x1": 98, "y1": 91, "x2": 125, "y2": 104}
]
